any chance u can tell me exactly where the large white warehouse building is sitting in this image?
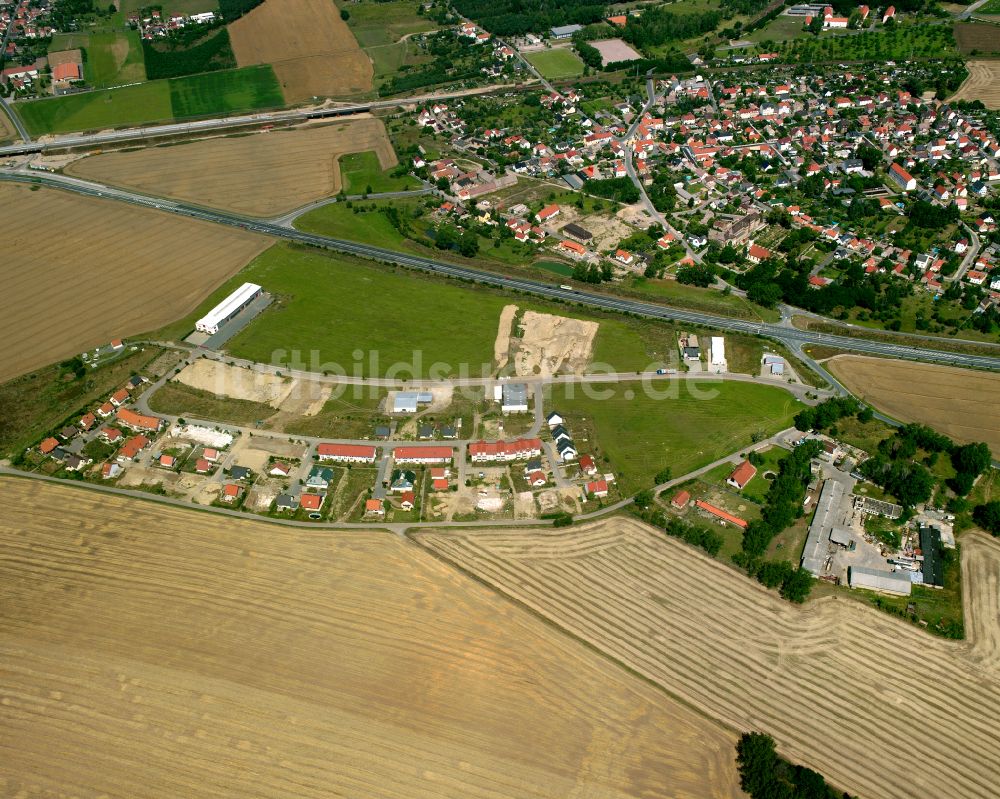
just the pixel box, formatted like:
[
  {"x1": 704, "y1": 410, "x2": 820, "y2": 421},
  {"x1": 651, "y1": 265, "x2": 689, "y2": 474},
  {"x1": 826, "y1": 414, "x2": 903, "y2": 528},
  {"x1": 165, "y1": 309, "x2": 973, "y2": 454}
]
[{"x1": 196, "y1": 283, "x2": 262, "y2": 335}]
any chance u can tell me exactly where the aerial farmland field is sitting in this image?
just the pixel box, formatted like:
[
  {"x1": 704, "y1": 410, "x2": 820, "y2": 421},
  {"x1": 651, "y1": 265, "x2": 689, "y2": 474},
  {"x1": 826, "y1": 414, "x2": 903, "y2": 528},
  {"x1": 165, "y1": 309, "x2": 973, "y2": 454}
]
[
  {"x1": 949, "y1": 60, "x2": 1000, "y2": 108},
  {"x1": 416, "y1": 519, "x2": 1000, "y2": 799},
  {"x1": 67, "y1": 118, "x2": 400, "y2": 216},
  {"x1": 0, "y1": 478, "x2": 743, "y2": 799},
  {"x1": 0, "y1": 183, "x2": 268, "y2": 382},
  {"x1": 228, "y1": 0, "x2": 373, "y2": 103},
  {"x1": 826, "y1": 354, "x2": 1000, "y2": 455},
  {"x1": 15, "y1": 65, "x2": 283, "y2": 135}
]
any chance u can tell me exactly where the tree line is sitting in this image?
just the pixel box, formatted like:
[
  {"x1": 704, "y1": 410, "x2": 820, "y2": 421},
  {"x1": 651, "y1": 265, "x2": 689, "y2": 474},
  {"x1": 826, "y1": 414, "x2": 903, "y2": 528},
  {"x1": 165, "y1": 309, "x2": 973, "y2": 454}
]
[
  {"x1": 737, "y1": 732, "x2": 852, "y2": 799},
  {"x1": 451, "y1": 0, "x2": 607, "y2": 36},
  {"x1": 621, "y1": 7, "x2": 721, "y2": 50}
]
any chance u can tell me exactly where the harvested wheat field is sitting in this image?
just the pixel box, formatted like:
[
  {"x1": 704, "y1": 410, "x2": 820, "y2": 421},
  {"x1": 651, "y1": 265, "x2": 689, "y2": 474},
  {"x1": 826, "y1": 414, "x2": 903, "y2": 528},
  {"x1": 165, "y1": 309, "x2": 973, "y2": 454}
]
[
  {"x1": 949, "y1": 60, "x2": 1000, "y2": 109},
  {"x1": 229, "y1": 0, "x2": 373, "y2": 103},
  {"x1": 0, "y1": 108, "x2": 16, "y2": 142},
  {"x1": 67, "y1": 118, "x2": 396, "y2": 216},
  {"x1": 417, "y1": 519, "x2": 1000, "y2": 799},
  {"x1": 0, "y1": 478, "x2": 742, "y2": 799},
  {"x1": 0, "y1": 183, "x2": 268, "y2": 383},
  {"x1": 826, "y1": 354, "x2": 1000, "y2": 455}
]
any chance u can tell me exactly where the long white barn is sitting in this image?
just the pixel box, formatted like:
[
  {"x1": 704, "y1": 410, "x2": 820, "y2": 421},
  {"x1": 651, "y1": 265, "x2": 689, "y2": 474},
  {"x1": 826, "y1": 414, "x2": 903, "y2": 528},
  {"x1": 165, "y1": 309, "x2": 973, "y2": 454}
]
[{"x1": 196, "y1": 283, "x2": 262, "y2": 335}]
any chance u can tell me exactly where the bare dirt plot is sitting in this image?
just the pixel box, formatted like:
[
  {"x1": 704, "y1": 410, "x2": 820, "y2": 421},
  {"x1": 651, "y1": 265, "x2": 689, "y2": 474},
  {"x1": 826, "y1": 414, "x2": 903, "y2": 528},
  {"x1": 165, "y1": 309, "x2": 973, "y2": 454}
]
[
  {"x1": 0, "y1": 183, "x2": 268, "y2": 383},
  {"x1": 175, "y1": 359, "x2": 295, "y2": 406},
  {"x1": 949, "y1": 60, "x2": 1000, "y2": 109},
  {"x1": 514, "y1": 310, "x2": 599, "y2": 375},
  {"x1": 826, "y1": 354, "x2": 1000, "y2": 455},
  {"x1": 417, "y1": 519, "x2": 1000, "y2": 799},
  {"x1": 66, "y1": 118, "x2": 397, "y2": 216},
  {"x1": 228, "y1": 0, "x2": 373, "y2": 104},
  {"x1": 0, "y1": 478, "x2": 742, "y2": 799},
  {"x1": 591, "y1": 38, "x2": 642, "y2": 64},
  {"x1": 494, "y1": 303, "x2": 518, "y2": 368}
]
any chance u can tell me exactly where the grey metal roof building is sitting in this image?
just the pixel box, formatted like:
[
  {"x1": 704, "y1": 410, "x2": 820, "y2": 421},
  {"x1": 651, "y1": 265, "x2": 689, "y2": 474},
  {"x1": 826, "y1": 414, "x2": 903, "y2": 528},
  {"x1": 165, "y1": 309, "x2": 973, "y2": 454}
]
[
  {"x1": 849, "y1": 566, "x2": 912, "y2": 596},
  {"x1": 550, "y1": 24, "x2": 583, "y2": 38},
  {"x1": 919, "y1": 525, "x2": 945, "y2": 588},
  {"x1": 801, "y1": 478, "x2": 847, "y2": 576},
  {"x1": 501, "y1": 383, "x2": 529, "y2": 412}
]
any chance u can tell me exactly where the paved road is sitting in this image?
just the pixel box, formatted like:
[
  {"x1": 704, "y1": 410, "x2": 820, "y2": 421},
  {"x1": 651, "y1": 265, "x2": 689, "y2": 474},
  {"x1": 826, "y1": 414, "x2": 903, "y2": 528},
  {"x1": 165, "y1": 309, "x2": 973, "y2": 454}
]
[
  {"x1": 960, "y1": 0, "x2": 992, "y2": 18},
  {"x1": 6, "y1": 168, "x2": 1000, "y2": 372},
  {"x1": 0, "y1": 82, "x2": 529, "y2": 157}
]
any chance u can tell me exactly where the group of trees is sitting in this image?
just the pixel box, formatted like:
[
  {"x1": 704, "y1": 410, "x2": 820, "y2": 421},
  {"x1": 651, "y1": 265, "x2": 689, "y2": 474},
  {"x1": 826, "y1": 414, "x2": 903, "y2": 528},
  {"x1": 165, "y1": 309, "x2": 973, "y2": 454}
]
[
  {"x1": 793, "y1": 396, "x2": 862, "y2": 433},
  {"x1": 451, "y1": 0, "x2": 606, "y2": 36},
  {"x1": 621, "y1": 7, "x2": 721, "y2": 49},
  {"x1": 737, "y1": 733, "x2": 849, "y2": 799},
  {"x1": 573, "y1": 34, "x2": 603, "y2": 69},
  {"x1": 858, "y1": 424, "x2": 992, "y2": 507},
  {"x1": 434, "y1": 223, "x2": 480, "y2": 257},
  {"x1": 908, "y1": 200, "x2": 960, "y2": 230},
  {"x1": 386, "y1": 31, "x2": 495, "y2": 94},
  {"x1": 741, "y1": 441, "x2": 821, "y2": 559},
  {"x1": 635, "y1": 507, "x2": 725, "y2": 557},
  {"x1": 572, "y1": 261, "x2": 613, "y2": 283},
  {"x1": 218, "y1": 0, "x2": 265, "y2": 23},
  {"x1": 583, "y1": 177, "x2": 640, "y2": 204},
  {"x1": 142, "y1": 27, "x2": 236, "y2": 80},
  {"x1": 676, "y1": 263, "x2": 716, "y2": 288}
]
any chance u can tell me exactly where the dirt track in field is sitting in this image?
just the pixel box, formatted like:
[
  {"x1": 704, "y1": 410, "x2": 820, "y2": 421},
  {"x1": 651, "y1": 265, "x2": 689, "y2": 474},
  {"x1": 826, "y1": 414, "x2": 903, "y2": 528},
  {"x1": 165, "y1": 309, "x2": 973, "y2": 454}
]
[
  {"x1": 826, "y1": 354, "x2": 1000, "y2": 455},
  {"x1": 0, "y1": 478, "x2": 742, "y2": 799},
  {"x1": 949, "y1": 60, "x2": 1000, "y2": 109},
  {"x1": 416, "y1": 519, "x2": 1000, "y2": 799},
  {"x1": 228, "y1": 0, "x2": 373, "y2": 103},
  {"x1": 66, "y1": 118, "x2": 397, "y2": 216},
  {"x1": 0, "y1": 184, "x2": 268, "y2": 383}
]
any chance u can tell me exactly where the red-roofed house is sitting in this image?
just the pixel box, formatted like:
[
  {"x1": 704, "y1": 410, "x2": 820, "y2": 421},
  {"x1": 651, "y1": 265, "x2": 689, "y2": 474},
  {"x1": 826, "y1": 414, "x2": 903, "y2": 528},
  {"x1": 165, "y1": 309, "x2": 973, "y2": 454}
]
[
  {"x1": 300, "y1": 493, "x2": 324, "y2": 512},
  {"x1": 585, "y1": 479, "x2": 609, "y2": 498},
  {"x1": 39, "y1": 437, "x2": 59, "y2": 454},
  {"x1": 365, "y1": 498, "x2": 385, "y2": 517},
  {"x1": 393, "y1": 446, "x2": 453, "y2": 464},
  {"x1": 399, "y1": 491, "x2": 416, "y2": 511},
  {"x1": 221, "y1": 483, "x2": 241, "y2": 503},
  {"x1": 527, "y1": 470, "x2": 547, "y2": 486},
  {"x1": 695, "y1": 500, "x2": 748, "y2": 528},
  {"x1": 747, "y1": 243, "x2": 772, "y2": 264},
  {"x1": 317, "y1": 443, "x2": 377, "y2": 463},
  {"x1": 535, "y1": 204, "x2": 560, "y2": 222},
  {"x1": 727, "y1": 460, "x2": 757, "y2": 490},
  {"x1": 116, "y1": 407, "x2": 163, "y2": 433},
  {"x1": 578, "y1": 454, "x2": 598, "y2": 475},
  {"x1": 671, "y1": 490, "x2": 691, "y2": 509},
  {"x1": 889, "y1": 162, "x2": 916, "y2": 191},
  {"x1": 52, "y1": 61, "x2": 80, "y2": 81},
  {"x1": 195, "y1": 458, "x2": 212, "y2": 474},
  {"x1": 468, "y1": 438, "x2": 542, "y2": 462}
]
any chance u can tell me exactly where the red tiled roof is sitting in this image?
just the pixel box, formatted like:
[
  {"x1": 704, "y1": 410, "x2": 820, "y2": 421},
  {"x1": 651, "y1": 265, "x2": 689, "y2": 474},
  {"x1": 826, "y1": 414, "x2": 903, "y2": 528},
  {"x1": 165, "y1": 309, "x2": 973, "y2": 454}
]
[
  {"x1": 39, "y1": 437, "x2": 59, "y2": 454},
  {"x1": 317, "y1": 442, "x2": 376, "y2": 460},
  {"x1": 671, "y1": 490, "x2": 691, "y2": 507},
  {"x1": 728, "y1": 460, "x2": 757, "y2": 489},
  {"x1": 695, "y1": 500, "x2": 748, "y2": 528},
  {"x1": 393, "y1": 446, "x2": 453, "y2": 461},
  {"x1": 300, "y1": 493, "x2": 323, "y2": 510}
]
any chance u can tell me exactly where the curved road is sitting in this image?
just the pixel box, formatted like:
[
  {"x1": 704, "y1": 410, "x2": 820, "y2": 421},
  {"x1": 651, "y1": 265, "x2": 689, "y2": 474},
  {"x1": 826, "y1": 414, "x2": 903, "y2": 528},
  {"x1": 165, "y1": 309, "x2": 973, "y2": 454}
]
[{"x1": 5, "y1": 168, "x2": 1000, "y2": 372}]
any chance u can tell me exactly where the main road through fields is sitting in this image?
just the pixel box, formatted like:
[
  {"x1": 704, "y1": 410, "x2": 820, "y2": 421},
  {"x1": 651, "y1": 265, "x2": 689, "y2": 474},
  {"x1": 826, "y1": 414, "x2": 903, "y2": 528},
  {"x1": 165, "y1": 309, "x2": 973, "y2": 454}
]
[{"x1": 5, "y1": 168, "x2": 1000, "y2": 372}]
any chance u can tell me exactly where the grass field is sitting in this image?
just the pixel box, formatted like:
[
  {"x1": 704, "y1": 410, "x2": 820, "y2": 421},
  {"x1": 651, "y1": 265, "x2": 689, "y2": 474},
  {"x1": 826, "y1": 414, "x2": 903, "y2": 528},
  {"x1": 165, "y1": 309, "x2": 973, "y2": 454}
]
[
  {"x1": 547, "y1": 380, "x2": 799, "y2": 494},
  {"x1": 416, "y1": 520, "x2": 1000, "y2": 799},
  {"x1": 295, "y1": 198, "x2": 413, "y2": 247},
  {"x1": 624, "y1": 275, "x2": 780, "y2": 322},
  {"x1": 168, "y1": 64, "x2": 284, "y2": 118},
  {"x1": 341, "y1": 0, "x2": 436, "y2": 47},
  {"x1": 189, "y1": 244, "x2": 674, "y2": 378},
  {"x1": 146, "y1": 381, "x2": 275, "y2": 426},
  {"x1": 744, "y1": 14, "x2": 810, "y2": 43},
  {"x1": 826, "y1": 355, "x2": 1000, "y2": 456},
  {"x1": 524, "y1": 48, "x2": 585, "y2": 79},
  {"x1": 0, "y1": 183, "x2": 268, "y2": 382},
  {"x1": 0, "y1": 347, "x2": 161, "y2": 457},
  {"x1": 0, "y1": 479, "x2": 743, "y2": 798},
  {"x1": 49, "y1": 30, "x2": 146, "y2": 87},
  {"x1": 339, "y1": 150, "x2": 419, "y2": 194},
  {"x1": 16, "y1": 65, "x2": 282, "y2": 135},
  {"x1": 68, "y1": 118, "x2": 399, "y2": 216},
  {"x1": 229, "y1": 0, "x2": 373, "y2": 103}
]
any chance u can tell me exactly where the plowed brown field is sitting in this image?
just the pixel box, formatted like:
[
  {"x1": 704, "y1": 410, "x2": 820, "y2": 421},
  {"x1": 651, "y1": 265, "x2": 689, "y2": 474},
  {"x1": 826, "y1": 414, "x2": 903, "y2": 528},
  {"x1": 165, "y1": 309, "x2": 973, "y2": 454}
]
[
  {"x1": 0, "y1": 183, "x2": 268, "y2": 381},
  {"x1": 826, "y1": 354, "x2": 1000, "y2": 455},
  {"x1": 66, "y1": 118, "x2": 397, "y2": 216},
  {"x1": 228, "y1": 0, "x2": 373, "y2": 103},
  {"x1": 949, "y1": 60, "x2": 1000, "y2": 109},
  {"x1": 417, "y1": 519, "x2": 1000, "y2": 799},
  {"x1": 0, "y1": 478, "x2": 742, "y2": 799}
]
